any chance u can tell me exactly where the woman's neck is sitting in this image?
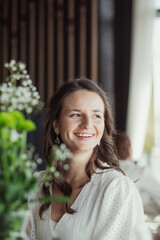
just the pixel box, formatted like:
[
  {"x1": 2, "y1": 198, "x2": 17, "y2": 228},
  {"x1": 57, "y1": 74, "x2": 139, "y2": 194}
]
[{"x1": 65, "y1": 150, "x2": 93, "y2": 187}]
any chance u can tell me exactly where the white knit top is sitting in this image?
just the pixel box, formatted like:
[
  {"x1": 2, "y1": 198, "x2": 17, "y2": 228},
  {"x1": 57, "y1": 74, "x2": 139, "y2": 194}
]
[{"x1": 26, "y1": 164, "x2": 152, "y2": 240}]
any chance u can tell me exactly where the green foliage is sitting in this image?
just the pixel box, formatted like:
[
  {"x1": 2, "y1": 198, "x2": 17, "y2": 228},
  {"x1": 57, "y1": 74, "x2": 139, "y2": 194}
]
[{"x1": 0, "y1": 60, "x2": 43, "y2": 239}]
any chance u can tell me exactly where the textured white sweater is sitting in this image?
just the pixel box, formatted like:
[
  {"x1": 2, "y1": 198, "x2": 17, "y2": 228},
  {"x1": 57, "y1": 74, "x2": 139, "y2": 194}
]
[
  {"x1": 26, "y1": 165, "x2": 152, "y2": 240},
  {"x1": 119, "y1": 160, "x2": 160, "y2": 216}
]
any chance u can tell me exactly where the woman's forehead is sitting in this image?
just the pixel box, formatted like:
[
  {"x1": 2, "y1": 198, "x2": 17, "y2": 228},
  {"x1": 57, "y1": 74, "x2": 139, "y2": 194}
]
[{"x1": 61, "y1": 90, "x2": 105, "y2": 112}]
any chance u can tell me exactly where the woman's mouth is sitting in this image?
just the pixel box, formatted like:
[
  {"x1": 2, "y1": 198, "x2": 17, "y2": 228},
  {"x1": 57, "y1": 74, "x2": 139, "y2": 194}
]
[{"x1": 74, "y1": 133, "x2": 95, "y2": 139}]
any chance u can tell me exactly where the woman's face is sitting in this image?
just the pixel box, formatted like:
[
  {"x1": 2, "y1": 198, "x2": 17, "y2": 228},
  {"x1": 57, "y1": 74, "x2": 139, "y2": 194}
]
[{"x1": 53, "y1": 90, "x2": 105, "y2": 154}]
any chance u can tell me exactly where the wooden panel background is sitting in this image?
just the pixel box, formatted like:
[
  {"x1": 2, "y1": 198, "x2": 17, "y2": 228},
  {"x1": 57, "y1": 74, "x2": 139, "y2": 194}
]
[{"x1": 0, "y1": 0, "x2": 98, "y2": 103}]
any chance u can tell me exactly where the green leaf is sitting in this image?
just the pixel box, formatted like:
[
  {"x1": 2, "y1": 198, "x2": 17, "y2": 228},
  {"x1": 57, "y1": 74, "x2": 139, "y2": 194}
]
[{"x1": 16, "y1": 119, "x2": 36, "y2": 131}]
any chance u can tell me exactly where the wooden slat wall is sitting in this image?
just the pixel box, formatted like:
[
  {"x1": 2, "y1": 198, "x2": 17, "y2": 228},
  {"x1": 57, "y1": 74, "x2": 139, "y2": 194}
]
[{"x1": 0, "y1": 0, "x2": 98, "y2": 103}]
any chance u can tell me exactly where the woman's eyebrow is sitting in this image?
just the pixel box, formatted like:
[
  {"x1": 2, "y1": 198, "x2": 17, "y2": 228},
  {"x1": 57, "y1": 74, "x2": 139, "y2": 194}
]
[
  {"x1": 92, "y1": 110, "x2": 104, "y2": 114},
  {"x1": 65, "y1": 109, "x2": 81, "y2": 113},
  {"x1": 65, "y1": 109, "x2": 103, "y2": 114}
]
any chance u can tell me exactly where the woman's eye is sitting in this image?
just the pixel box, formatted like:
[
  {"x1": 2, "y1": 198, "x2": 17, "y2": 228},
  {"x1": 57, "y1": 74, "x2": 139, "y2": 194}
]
[
  {"x1": 70, "y1": 114, "x2": 81, "y2": 117},
  {"x1": 94, "y1": 114, "x2": 101, "y2": 118}
]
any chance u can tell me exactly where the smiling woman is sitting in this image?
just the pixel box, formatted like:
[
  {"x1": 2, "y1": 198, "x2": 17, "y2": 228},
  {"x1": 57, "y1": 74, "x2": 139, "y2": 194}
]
[
  {"x1": 53, "y1": 90, "x2": 105, "y2": 154},
  {"x1": 26, "y1": 78, "x2": 152, "y2": 240}
]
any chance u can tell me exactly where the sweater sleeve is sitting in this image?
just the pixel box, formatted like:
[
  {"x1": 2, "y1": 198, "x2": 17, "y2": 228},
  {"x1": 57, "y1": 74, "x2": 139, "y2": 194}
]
[{"x1": 93, "y1": 175, "x2": 152, "y2": 240}]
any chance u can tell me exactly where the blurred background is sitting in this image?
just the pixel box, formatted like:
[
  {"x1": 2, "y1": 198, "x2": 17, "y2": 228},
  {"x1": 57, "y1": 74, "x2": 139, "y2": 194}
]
[{"x1": 0, "y1": 0, "x2": 159, "y2": 178}]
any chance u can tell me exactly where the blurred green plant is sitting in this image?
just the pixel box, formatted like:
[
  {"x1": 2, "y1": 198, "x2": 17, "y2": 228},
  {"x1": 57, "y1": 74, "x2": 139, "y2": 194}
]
[{"x1": 0, "y1": 60, "x2": 43, "y2": 239}]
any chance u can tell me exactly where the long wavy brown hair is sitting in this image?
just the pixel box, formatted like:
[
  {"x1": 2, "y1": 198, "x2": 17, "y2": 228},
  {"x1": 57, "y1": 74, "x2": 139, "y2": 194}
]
[{"x1": 39, "y1": 78, "x2": 120, "y2": 219}]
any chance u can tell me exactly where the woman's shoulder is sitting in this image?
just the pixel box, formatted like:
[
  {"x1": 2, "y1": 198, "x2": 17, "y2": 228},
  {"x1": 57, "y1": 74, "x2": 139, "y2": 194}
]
[{"x1": 94, "y1": 163, "x2": 137, "y2": 193}]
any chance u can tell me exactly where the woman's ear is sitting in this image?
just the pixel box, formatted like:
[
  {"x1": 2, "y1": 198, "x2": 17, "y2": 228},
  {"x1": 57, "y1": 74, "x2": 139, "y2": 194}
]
[{"x1": 53, "y1": 120, "x2": 59, "y2": 135}]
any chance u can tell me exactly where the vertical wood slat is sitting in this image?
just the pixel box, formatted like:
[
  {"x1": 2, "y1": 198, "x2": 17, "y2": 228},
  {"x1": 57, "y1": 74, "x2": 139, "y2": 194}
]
[
  {"x1": 68, "y1": 0, "x2": 75, "y2": 81},
  {"x1": 20, "y1": 0, "x2": 27, "y2": 63},
  {"x1": 44, "y1": 0, "x2": 48, "y2": 103},
  {"x1": 86, "y1": 0, "x2": 91, "y2": 78},
  {"x1": 57, "y1": 0, "x2": 64, "y2": 87},
  {"x1": 79, "y1": 0, "x2": 87, "y2": 77},
  {"x1": 11, "y1": 0, "x2": 18, "y2": 60},
  {"x1": 63, "y1": 0, "x2": 68, "y2": 82},
  {"x1": 17, "y1": 0, "x2": 21, "y2": 60},
  {"x1": 35, "y1": 0, "x2": 39, "y2": 90},
  {"x1": 47, "y1": 0, "x2": 54, "y2": 100},
  {"x1": 2, "y1": 0, "x2": 9, "y2": 82},
  {"x1": 91, "y1": 0, "x2": 98, "y2": 82},
  {"x1": 38, "y1": 0, "x2": 45, "y2": 101},
  {"x1": 54, "y1": 0, "x2": 58, "y2": 90},
  {"x1": 74, "y1": 0, "x2": 80, "y2": 78},
  {"x1": 0, "y1": 0, "x2": 2, "y2": 83},
  {"x1": 8, "y1": 0, "x2": 12, "y2": 61},
  {"x1": 28, "y1": 1, "x2": 36, "y2": 85}
]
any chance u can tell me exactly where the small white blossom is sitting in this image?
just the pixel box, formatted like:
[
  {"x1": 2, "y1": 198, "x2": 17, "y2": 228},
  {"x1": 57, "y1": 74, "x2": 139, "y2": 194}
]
[
  {"x1": 37, "y1": 158, "x2": 42, "y2": 164},
  {"x1": 12, "y1": 66, "x2": 17, "y2": 71},
  {"x1": 26, "y1": 74, "x2": 30, "y2": 79},
  {"x1": 63, "y1": 164, "x2": 69, "y2": 170},
  {"x1": 54, "y1": 171, "x2": 60, "y2": 178},
  {"x1": 31, "y1": 162, "x2": 37, "y2": 169},
  {"x1": 50, "y1": 167, "x2": 56, "y2": 172},
  {"x1": 18, "y1": 105, "x2": 24, "y2": 110},
  {"x1": 22, "y1": 154, "x2": 28, "y2": 160},
  {"x1": 44, "y1": 181, "x2": 50, "y2": 187},
  {"x1": 23, "y1": 70, "x2": 27, "y2": 74},
  {"x1": 4, "y1": 63, "x2": 9, "y2": 68},
  {"x1": 33, "y1": 172, "x2": 39, "y2": 178},
  {"x1": 19, "y1": 63, "x2": 26, "y2": 70},
  {"x1": 1, "y1": 94, "x2": 8, "y2": 102},
  {"x1": 26, "y1": 107, "x2": 32, "y2": 113},
  {"x1": 25, "y1": 161, "x2": 31, "y2": 167},
  {"x1": 22, "y1": 81, "x2": 28, "y2": 87},
  {"x1": 10, "y1": 130, "x2": 20, "y2": 142},
  {"x1": 10, "y1": 59, "x2": 16, "y2": 66},
  {"x1": 27, "y1": 79, "x2": 32, "y2": 85}
]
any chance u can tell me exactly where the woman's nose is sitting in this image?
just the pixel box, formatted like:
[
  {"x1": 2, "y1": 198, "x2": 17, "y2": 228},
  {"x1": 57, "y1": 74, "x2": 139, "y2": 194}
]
[{"x1": 80, "y1": 116, "x2": 93, "y2": 129}]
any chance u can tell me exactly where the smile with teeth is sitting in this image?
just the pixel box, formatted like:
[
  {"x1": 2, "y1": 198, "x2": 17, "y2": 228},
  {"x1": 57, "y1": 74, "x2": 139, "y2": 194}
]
[{"x1": 75, "y1": 133, "x2": 94, "y2": 137}]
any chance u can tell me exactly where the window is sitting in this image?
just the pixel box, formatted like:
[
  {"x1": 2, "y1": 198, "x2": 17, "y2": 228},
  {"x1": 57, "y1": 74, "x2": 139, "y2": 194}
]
[{"x1": 143, "y1": 0, "x2": 160, "y2": 181}]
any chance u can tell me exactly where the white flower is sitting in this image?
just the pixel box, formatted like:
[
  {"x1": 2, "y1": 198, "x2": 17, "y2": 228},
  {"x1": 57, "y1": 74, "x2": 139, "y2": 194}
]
[
  {"x1": 54, "y1": 171, "x2": 60, "y2": 178},
  {"x1": 10, "y1": 59, "x2": 16, "y2": 66},
  {"x1": 37, "y1": 158, "x2": 42, "y2": 164},
  {"x1": 22, "y1": 154, "x2": 28, "y2": 160},
  {"x1": 23, "y1": 70, "x2": 27, "y2": 74},
  {"x1": 18, "y1": 104, "x2": 24, "y2": 110},
  {"x1": 19, "y1": 63, "x2": 26, "y2": 70},
  {"x1": 26, "y1": 107, "x2": 32, "y2": 113},
  {"x1": 63, "y1": 164, "x2": 69, "y2": 170},
  {"x1": 4, "y1": 63, "x2": 9, "y2": 68},
  {"x1": 1, "y1": 60, "x2": 43, "y2": 113},
  {"x1": 22, "y1": 81, "x2": 28, "y2": 87},
  {"x1": 10, "y1": 130, "x2": 20, "y2": 142},
  {"x1": 27, "y1": 79, "x2": 32, "y2": 85},
  {"x1": 50, "y1": 167, "x2": 56, "y2": 172},
  {"x1": 32, "y1": 99, "x2": 38, "y2": 105},
  {"x1": 1, "y1": 94, "x2": 8, "y2": 102},
  {"x1": 12, "y1": 97, "x2": 18, "y2": 103},
  {"x1": 31, "y1": 162, "x2": 37, "y2": 169},
  {"x1": 12, "y1": 66, "x2": 17, "y2": 71},
  {"x1": 26, "y1": 75, "x2": 30, "y2": 79}
]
